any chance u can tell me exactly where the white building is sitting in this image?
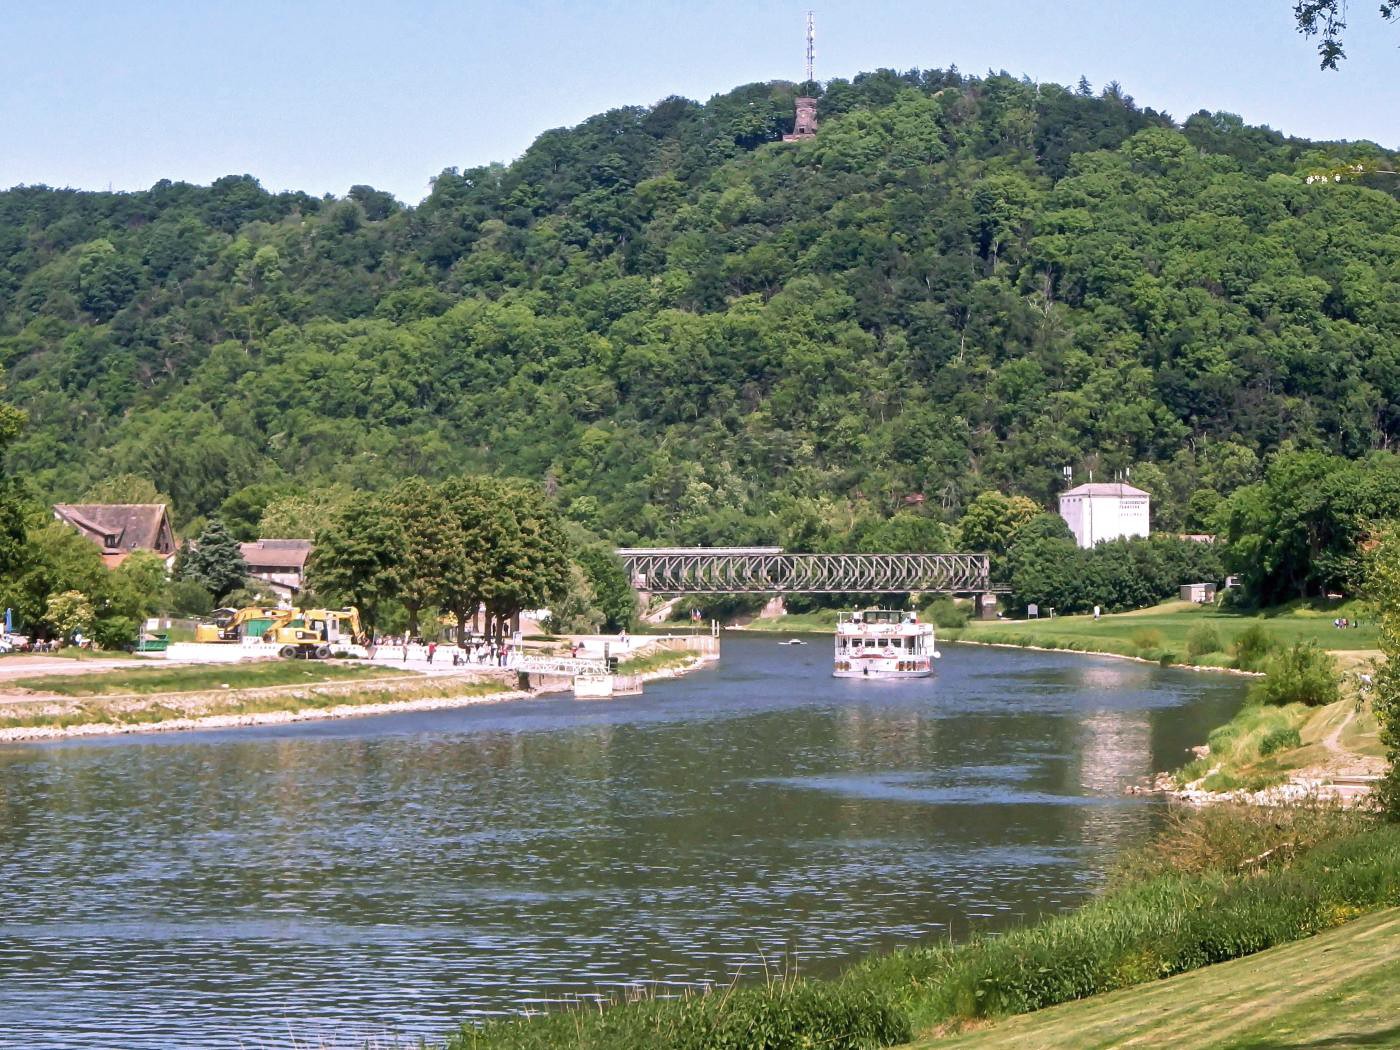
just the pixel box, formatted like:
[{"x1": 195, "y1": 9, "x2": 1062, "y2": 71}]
[{"x1": 1057, "y1": 483, "x2": 1150, "y2": 549}]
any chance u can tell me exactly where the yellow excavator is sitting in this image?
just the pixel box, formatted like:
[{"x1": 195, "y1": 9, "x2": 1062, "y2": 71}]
[
  {"x1": 262, "y1": 607, "x2": 366, "y2": 659},
  {"x1": 194, "y1": 607, "x2": 295, "y2": 644}
]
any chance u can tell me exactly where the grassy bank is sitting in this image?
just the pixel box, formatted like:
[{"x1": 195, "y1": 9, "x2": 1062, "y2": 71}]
[
  {"x1": 921, "y1": 903, "x2": 1400, "y2": 1049},
  {"x1": 12, "y1": 660, "x2": 404, "y2": 697},
  {"x1": 616, "y1": 648, "x2": 702, "y2": 675},
  {"x1": 0, "y1": 676, "x2": 512, "y2": 733},
  {"x1": 739, "y1": 610, "x2": 842, "y2": 632},
  {"x1": 1173, "y1": 693, "x2": 1385, "y2": 793},
  {"x1": 940, "y1": 600, "x2": 1377, "y2": 667},
  {"x1": 442, "y1": 805, "x2": 1400, "y2": 1050}
]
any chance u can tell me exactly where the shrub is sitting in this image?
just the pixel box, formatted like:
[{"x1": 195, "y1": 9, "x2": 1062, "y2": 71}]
[
  {"x1": 1130, "y1": 628, "x2": 1165, "y2": 652},
  {"x1": 921, "y1": 596, "x2": 969, "y2": 629},
  {"x1": 1185, "y1": 621, "x2": 1222, "y2": 658},
  {"x1": 1258, "y1": 726, "x2": 1303, "y2": 756},
  {"x1": 1249, "y1": 643, "x2": 1341, "y2": 707},
  {"x1": 1231, "y1": 624, "x2": 1278, "y2": 671},
  {"x1": 1111, "y1": 803, "x2": 1369, "y2": 884}
]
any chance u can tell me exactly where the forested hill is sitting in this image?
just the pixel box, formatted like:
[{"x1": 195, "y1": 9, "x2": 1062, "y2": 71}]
[{"x1": 3, "y1": 69, "x2": 1399, "y2": 548}]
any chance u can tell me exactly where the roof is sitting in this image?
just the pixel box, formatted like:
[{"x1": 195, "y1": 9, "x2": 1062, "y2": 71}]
[
  {"x1": 241, "y1": 539, "x2": 313, "y2": 569},
  {"x1": 1059, "y1": 483, "x2": 1150, "y2": 498},
  {"x1": 53, "y1": 503, "x2": 173, "y2": 551}
]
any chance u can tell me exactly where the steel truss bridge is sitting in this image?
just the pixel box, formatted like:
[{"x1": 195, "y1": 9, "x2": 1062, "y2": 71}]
[{"x1": 615, "y1": 547, "x2": 1002, "y2": 596}]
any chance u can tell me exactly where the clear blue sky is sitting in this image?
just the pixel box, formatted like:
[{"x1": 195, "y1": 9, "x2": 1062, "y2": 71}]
[{"x1": 4, "y1": 0, "x2": 1397, "y2": 204}]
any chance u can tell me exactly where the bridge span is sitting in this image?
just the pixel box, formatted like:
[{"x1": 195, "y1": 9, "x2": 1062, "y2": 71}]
[{"x1": 615, "y1": 547, "x2": 1004, "y2": 596}]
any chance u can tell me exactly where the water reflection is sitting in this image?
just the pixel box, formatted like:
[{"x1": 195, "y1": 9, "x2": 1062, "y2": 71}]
[{"x1": 0, "y1": 636, "x2": 1244, "y2": 1049}]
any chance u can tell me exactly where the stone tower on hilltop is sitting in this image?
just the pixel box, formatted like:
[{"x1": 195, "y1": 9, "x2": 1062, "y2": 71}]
[{"x1": 783, "y1": 12, "x2": 819, "y2": 142}]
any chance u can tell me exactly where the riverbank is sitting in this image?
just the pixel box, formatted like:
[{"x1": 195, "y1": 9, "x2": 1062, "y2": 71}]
[
  {"x1": 939, "y1": 603, "x2": 1386, "y2": 806},
  {"x1": 919, "y1": 902, "x2": 1400, "y2": 1049},
  {"x1": 743, "y1": 600, "x2": 1378, "y2": 665},
  {"x1": 444, "y1": 804, "x2": 1400, "y2": 1049},
  {"x1": 0, "y1": 637, "x2": 720, "y2": 743},
  {"x1": 0, "y1": 670, "x2": 525, "y2": 742}
]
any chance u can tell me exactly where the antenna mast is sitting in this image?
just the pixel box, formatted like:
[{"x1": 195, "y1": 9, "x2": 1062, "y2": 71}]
[
  {"x1": 805, "y1": 10, "x2": 815, "y2": 85},
  {"x1": 783, "y1": 11, "x2": 820, "y2": 142}
]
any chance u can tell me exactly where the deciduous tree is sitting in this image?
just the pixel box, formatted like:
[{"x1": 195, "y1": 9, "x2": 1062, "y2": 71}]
[{"x1": 308, "y1": 496, "x2": 407, "y2": 637}]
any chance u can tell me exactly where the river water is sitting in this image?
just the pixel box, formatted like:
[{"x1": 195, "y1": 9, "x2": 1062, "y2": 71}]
[{"x1": 0, "y1": 636, "x2": 1245, "y2": 1049}]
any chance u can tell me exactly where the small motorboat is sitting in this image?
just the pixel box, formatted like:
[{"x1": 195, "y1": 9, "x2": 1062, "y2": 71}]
[{"x1": 778, "y1": 639, "x2": 808, "y2": 646}]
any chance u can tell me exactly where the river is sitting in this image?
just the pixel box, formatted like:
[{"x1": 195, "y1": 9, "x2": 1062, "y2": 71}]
[{"x1": 0, "y1": 635, "x2": 1245, "y2": 1049}]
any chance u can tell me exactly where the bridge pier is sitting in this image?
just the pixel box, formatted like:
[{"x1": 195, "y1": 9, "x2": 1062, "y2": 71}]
[{"x1": 978, "y1": 593, "x2": 999, "y2": 620}]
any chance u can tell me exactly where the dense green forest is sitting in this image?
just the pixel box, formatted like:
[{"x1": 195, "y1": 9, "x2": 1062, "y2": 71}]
[{"x1": 3, "y1": 68, "x2": 1399, "y2": 560}]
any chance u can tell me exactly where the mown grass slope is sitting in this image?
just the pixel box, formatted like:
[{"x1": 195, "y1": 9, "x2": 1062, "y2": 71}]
[{"x1": 921, "y1": 905, "x2": 1400, "y2": 1049}]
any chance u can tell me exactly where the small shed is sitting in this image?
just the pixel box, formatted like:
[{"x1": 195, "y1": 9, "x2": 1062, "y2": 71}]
[{"x1": 1180, "y1": 582, "x2": 1217, "y2": 604}]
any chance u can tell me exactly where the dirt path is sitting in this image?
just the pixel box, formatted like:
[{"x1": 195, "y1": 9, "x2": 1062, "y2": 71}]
[
  {"x1": 917, "y1": 907, "x2": 1400, "y2": 1049},
  {"x1": 1321, "y1": 703, "x2": 1355, "y2": 757}
]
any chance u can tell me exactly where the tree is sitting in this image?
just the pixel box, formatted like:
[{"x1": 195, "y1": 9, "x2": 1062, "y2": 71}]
[
  {"x1": 257, "y1": 486, "x2": 354, "y2": 539},
  {"x1": 542, "y1": 564, "x2": 604, "y2": 635},
  {"x1": 5, "y1": 521, "x2": 108, "y2": 640},
  {"x1": 436, "y1": 476, "x2": 573, "y2": 640},
  {"x1": 308, "y1": 495, "x2": 406, "y2": 637},
  {"x1": 383, "y1": 478, "x2": 460, "y2": 637},
  {"x1": 576, "y1": 545, "x2": 637, "y2": 631},
  {"x1": 45, "y1": 590, "x2": 94, "y2": 641},
  {"x1": 1367, "y1": 529, "x2": 1400, "y2": 818},
  {"x1": 436, "y1": 477, "x2": 511, "y2": 641},
  {"x1": 1219, "y1": 450, "x2": 1400, "y2": 605},
  {"x1": 178, "y1": 520, "x2": 248, "y2": 602},
  {"x1": 0, "y1": 382, "x2": 29, "y2": 579},
  {"x1": 91, "y1": 552, "x2": 161, "y2": 647},
  {"x1": 81, "y1": 474, "x2": 172, "y2": 508},
  {"x1": 1293, "y1": 1, "x2": 1399, "y2": 68},
  {"x1": 957, "y1": 492, "x2": 1041, "y2": 580},
  {"x1": 219, "y1": 483, "x2": 293, "y2": 541}
]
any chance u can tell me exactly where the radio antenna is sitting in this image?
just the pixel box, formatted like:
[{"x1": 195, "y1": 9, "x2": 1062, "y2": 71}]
[{"x1": 805, "y1": 11, "x2": 815, "y2": 84}]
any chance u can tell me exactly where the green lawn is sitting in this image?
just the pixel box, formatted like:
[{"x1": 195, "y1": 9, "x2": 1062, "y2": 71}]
[
  {"x1": 919, "y1": 905, "x2": 1400, "y2": 1050},
  {"x1": 943, "y1": 600, "x2": 1378, "y2": 663},
  {"x1": 13, "y1": 661, "x2": 406, "y2": 697},
  {"x1": 741, "y1": 609, "x2": 842, "y2": 632}
]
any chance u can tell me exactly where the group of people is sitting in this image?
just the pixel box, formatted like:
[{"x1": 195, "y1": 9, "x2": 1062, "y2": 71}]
[
  {"x1": 370, "y1": 637, "x2": 516, "y2": 668},
  {"x1": 1333, "y1": 617, "x2": 1359, "y2": 629},
  {"x1": 450, "y1": 639, "x2": 516, "y2": 667}
]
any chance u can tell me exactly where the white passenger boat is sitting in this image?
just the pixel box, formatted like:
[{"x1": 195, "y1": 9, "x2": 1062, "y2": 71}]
[{"x1": 833, "y1": 609, "x2": 937, "y2": 679}]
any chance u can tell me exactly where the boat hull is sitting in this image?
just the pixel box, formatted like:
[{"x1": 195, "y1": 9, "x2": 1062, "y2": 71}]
[
  {"x1": 832, "y1": 656, "x2": 933, "y2": 679},
  {"x1": 833, "y1": 667, "x2": 932, "y2": 679}
]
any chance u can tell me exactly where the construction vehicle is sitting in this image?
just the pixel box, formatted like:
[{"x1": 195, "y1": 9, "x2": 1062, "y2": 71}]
[
  {"x1": 262, "y1": 607, "x2": 366, "y2": 659},
  {"x1": 194, "y1": 607, "x2": 295, "y2": 643}
]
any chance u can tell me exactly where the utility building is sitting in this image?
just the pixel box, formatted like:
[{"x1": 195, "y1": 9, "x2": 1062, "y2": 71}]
[{"x1": 1057, "y1": 483, "x2": 1150, "y2": 549}]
